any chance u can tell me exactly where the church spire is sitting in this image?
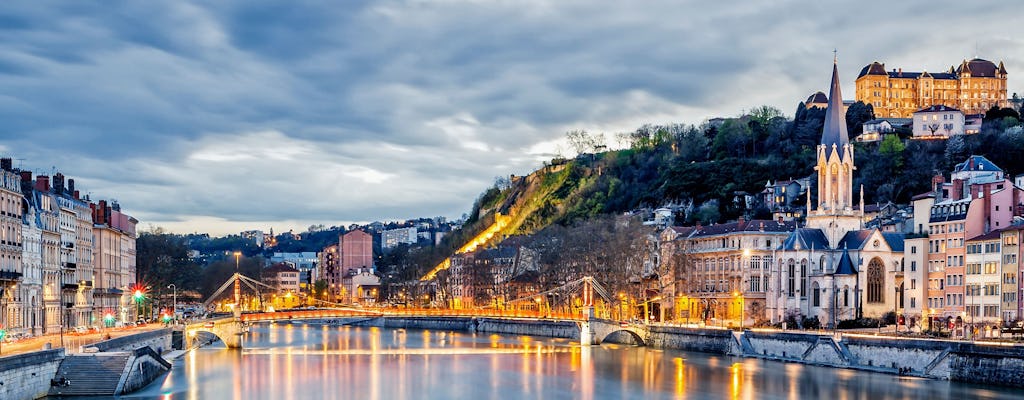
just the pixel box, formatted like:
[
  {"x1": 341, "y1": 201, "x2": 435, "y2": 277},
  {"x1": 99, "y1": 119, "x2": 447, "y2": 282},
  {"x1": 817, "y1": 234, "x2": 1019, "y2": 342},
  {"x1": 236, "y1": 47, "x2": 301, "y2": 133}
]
[{"x1": 820, "y1": 58, "x2": 850, "y2": 151}]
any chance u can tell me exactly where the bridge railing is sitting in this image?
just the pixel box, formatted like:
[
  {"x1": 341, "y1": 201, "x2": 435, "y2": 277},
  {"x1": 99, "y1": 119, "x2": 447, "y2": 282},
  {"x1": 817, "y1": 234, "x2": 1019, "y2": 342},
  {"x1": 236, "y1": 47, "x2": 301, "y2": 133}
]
[{"x1": 226, "y1": 307, "x2": 586, "y2": 322}]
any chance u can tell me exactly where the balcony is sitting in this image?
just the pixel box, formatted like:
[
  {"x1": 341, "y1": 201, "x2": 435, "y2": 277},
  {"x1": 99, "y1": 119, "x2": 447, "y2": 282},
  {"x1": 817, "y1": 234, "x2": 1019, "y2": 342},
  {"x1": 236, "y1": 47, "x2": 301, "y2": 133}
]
[
  {"x1": 95, "y1": 288, "x2": 124, "y2": 295},
  {"x1": 64, "y1": 262, "x2": 76, "y2": 270},
  {"x1": 0, "y1": 270, "x2": 23, "y2": 281},
  {"x1": 61, "y1": 283, "x2": 79, "y2": 291}
]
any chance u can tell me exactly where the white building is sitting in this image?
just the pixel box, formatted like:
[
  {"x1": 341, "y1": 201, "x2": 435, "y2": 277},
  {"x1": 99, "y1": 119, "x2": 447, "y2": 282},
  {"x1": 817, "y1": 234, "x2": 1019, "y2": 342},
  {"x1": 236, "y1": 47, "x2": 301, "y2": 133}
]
[
  {"x1": 382, "y1": 226, "x2": 418, "y2": 250},
  {"x1": 912, "y1": 105, "x2": 965, "y2": 138}
]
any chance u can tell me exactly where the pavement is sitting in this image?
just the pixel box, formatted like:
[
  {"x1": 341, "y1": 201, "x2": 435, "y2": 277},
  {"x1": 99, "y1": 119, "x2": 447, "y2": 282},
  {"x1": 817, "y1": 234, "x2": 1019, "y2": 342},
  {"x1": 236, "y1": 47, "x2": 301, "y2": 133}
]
[{"x1": 0, "y1": 324, "x2": 166, "y2": 357}]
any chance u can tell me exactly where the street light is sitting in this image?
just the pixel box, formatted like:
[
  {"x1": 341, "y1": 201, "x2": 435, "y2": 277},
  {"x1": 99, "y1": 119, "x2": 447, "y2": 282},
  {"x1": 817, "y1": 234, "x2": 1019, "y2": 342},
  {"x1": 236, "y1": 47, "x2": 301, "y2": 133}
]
[
  {"x1": 167, "y1": 284, "x2": 177, "y2": 324},
  {"x1": 733, "y1": 290, "x2": 744, "y2": 330}
]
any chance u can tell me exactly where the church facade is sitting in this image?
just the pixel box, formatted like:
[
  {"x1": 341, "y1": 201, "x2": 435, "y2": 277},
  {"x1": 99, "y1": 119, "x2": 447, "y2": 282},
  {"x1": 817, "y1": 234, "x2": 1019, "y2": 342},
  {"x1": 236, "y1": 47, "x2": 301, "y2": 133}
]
[{"x1": 769, "y1": 61, "x2": 906, "y2": 327}]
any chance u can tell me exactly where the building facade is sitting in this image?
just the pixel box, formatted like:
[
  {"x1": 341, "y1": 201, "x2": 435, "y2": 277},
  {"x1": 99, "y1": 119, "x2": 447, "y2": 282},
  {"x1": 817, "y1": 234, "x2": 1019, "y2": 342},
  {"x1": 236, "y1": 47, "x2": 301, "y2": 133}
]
[
  {"x1": 0, "y1": 158, "x2": 137, "y2": 337},
  {"x1": 912, "y1": 105, "x2": 965, "y2": 138},
  {"x1": 381, "y1": 227, "x2": 418, "y2": 250},
  {"x1": 855, "y1": 58, "x2": 1009, "y2": 118}
]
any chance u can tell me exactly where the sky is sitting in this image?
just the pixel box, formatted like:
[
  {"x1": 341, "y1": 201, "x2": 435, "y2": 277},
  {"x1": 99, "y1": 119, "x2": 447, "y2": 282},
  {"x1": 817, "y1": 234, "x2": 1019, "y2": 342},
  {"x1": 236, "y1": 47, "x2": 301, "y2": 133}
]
[{"x1": 0, "y1": 1, "x2": 1021, "y2": 236}]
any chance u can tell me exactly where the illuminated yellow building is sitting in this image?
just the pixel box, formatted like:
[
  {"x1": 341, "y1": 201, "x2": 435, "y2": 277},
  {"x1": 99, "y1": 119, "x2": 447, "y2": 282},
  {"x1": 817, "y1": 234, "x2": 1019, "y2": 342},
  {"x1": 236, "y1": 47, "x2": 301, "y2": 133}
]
[{"x1": 855, "y1": 58, "x2": 1009, "y2": 118}]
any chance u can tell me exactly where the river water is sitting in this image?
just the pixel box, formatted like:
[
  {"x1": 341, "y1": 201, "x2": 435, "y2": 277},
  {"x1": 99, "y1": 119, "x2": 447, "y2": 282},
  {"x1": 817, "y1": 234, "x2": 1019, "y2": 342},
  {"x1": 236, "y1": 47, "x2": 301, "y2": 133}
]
[{"x1": 124, "y1": 322, "x2": 1022, "y2": 400}]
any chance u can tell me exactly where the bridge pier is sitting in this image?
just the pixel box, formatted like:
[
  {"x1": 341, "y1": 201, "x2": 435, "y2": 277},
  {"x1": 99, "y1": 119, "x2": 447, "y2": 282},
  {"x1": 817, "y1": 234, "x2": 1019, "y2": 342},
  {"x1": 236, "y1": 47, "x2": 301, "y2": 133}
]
[
  {"x1": 580, "y1": 320, "x2": 593, "y2": 346},
  {"x1": 580, "y1": 307, "x2": 595, "y2": 346}
]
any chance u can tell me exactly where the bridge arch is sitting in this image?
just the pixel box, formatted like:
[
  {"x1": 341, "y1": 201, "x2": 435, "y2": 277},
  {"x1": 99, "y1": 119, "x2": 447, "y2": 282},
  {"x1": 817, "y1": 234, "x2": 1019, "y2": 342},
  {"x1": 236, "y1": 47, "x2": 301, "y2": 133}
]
[
  {"x1": 599, "y1": 329, "x2": 646, "y2": 346},
  {"x1": 587, "y1": 319, "x2": 648, "y2": 346}
]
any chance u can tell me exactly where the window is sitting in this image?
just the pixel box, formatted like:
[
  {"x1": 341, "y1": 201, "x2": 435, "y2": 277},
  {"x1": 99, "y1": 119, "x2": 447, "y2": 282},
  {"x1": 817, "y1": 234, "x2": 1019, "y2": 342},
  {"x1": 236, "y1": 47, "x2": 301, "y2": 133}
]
[
  {"x1": 812, "y1": 282, "x2": 820, "y2": 307},
  {"x1": 787, "y1": 260, "x2": 795, "y2": 297},
  {"x1": 800, "y1": 260, "x2": 807, "y2": 298},
  {"x1": 910, "y1": 261, "x2": 917, "y2": 272},
  {"x1": 867, "y1": 258, "x2": 885, "y2": 303}
]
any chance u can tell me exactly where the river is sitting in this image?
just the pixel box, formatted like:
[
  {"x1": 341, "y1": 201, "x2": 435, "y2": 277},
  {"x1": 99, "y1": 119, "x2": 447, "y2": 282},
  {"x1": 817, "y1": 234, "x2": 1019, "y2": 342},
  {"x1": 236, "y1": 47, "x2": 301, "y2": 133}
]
[{"x1": 124, "y1": 322, "x2": 1022, "y2": 399}]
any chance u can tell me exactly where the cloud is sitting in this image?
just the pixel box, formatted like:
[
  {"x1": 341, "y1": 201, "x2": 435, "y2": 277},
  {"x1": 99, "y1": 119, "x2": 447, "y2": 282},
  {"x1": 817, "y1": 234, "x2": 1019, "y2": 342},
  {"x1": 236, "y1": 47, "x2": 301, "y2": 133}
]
[{"x1": 0, "y1": 0, "x2": 1020, "y2": 235}]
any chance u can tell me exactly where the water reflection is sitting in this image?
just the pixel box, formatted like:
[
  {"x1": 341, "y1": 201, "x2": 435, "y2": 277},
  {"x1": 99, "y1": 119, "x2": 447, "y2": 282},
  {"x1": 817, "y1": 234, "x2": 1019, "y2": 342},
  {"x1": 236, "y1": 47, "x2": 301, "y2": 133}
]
[{"x1": 123, "y1": 323, "x2": 1024, "y2": 400}]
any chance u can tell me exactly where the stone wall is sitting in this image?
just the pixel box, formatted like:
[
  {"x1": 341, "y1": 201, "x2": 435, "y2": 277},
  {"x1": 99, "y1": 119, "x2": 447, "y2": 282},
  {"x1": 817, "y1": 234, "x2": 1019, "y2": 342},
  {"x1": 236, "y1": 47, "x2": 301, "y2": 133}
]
[
  {"x1": 745, "y1": 331, "x2": 824, "y2": 361},
  {"x1": 842, "y1": 335, "x2": 951, "y2": 376},
  {"x1": 90, "y1": 329, "x2": 173, "y2": 354},
  {"x1": 118, "y1": 347, "x2": 172, "y2": 394},
  {"x1": 647, "y1": 326, "x2": 735, "y2": 354},
  {"x1": 948, "y1": 342, "x2": 1024, "y2": 387},
  {"x1": 475, "y1": 318, "x2": 578, "y2": 339},
  {"x1": 0, "y1": 349, "x2": 64, "y2": 400}
]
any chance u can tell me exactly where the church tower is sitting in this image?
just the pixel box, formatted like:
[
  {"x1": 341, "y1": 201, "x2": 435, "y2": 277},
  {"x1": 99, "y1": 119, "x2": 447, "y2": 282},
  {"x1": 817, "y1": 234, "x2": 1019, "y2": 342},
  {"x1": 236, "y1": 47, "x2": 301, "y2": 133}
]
[{"x1": 806, "y1": 58, "x2": 863, "y2": 245}]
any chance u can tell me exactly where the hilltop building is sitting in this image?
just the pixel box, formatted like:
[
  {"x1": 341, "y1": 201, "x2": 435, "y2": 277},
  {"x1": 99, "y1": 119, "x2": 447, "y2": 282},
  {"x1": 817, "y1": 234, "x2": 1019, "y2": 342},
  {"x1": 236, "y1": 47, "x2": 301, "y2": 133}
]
[{"x1": 855, "y1": 58, "x2": 1009, "y2": 118}]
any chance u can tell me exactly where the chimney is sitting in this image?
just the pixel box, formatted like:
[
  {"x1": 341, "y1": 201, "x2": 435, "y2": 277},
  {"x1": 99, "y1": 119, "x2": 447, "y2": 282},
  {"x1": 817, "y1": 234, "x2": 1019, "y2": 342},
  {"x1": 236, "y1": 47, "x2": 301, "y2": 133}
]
[
  {"x1": 951, "y1": 179, "x2": 965, "y2": 200},
  {"x1": 35, "y1": 175, "x2": 49, "y2": 192},
  {"x1": 20, "y1": 171, "x2": 32, "y2": 184},
  {"x1": 0, "y1": 158, "x2": 11, "y2": 171},
  {"x1": 68, "y1": 178, "x2": 75, "y2": 194},
  {"x1": 73, "y1": 190, "x2": 80, "y2": 199},
  {"x1": 898, "y1": 67, "x2": 902, "y2": 76},
  {"x1": 932, "y1": 175, "x2": 946, "y2": 197},
  {"x1": 53, "y1": 173, "x2": 64, "y2": 194},
  {"x1": 98, "y1": 200, "x2": 108, "y2": 224},
  {"x1": 737, "y1": 216, "x2": 745, "y2": 227}
]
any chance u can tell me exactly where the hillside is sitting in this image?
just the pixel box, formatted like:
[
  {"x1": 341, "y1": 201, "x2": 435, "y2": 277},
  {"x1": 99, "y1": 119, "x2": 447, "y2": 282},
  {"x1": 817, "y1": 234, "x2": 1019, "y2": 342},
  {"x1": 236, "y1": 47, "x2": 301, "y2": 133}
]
[{"x1": 405, "y1": 103, "x2": 1023, "y2": 281}]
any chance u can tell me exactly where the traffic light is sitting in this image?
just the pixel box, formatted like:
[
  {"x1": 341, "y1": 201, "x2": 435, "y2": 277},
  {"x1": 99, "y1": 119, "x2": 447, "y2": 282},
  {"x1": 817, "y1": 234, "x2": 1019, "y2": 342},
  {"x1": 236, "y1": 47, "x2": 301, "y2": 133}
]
[{"x1": 134, "y1": 290, "x2": 144, "y2": 302}]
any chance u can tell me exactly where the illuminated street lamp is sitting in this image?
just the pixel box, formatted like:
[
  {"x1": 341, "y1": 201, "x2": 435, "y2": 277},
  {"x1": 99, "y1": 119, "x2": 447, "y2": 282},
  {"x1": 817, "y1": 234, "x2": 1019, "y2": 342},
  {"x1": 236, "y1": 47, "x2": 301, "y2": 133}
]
[
  {"x1": 133, "y1": 288, "x2": 145, "y2": 322},
  {"x1": 618, "y1": 292, "x2": 627, "y2": 321},
  {"x1": 167, "y1": 284, "x2": 177, "y2": 324},
  {"x1": 733, "y1": 291, "x2": 744, "y2": 330}
]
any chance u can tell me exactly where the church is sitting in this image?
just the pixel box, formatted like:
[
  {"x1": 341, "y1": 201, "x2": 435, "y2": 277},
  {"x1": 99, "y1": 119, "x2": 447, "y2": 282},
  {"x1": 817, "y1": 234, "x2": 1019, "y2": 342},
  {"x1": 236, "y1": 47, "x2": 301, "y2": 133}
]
[{"x1": 768, "y1": 60, "x2": 906, "y2": 328}]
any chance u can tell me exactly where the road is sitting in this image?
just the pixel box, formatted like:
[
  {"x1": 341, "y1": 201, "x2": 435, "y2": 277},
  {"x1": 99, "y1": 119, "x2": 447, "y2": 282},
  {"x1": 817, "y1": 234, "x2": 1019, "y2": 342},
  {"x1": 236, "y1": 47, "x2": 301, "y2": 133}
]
[{"x1": 0, "y1": 324, "x2": 167, "y2": 357}]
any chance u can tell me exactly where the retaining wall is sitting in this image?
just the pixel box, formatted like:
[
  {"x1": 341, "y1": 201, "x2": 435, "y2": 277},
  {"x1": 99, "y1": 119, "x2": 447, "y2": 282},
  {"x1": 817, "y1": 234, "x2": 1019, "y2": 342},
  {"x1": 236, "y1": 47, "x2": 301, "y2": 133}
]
[
  {"x1": 90, "y1": 329, "x2": 173, "y2": 354},
  {"x1": 475, "y1": 318, "x2": 578, "y2": 339},
  {"x1": 119, "y1": 347, "x2": 173, "y2": 394},
  {"x1": 0, "y1": 349, "x2": 64, "y2": 400},
  {"x1": 647, "y1": 326, "x2": 735, "y2": 354}
]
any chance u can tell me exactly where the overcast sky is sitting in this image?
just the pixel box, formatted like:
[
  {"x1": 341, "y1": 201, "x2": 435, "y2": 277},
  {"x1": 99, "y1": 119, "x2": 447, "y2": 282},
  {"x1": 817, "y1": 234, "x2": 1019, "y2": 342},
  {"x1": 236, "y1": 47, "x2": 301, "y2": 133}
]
[{"x1": 0, "y1": 1, "x2": 1020, "y2": 236}]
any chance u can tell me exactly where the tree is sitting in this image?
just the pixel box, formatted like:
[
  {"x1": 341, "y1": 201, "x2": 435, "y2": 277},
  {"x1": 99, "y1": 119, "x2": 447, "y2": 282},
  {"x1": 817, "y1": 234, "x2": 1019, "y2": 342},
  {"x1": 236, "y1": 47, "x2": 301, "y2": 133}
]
[
  {"x1": 845, "y1": 101, "x2": 875, "y2": 136},
  {"x1": 313, "y1": 280, "x2": 329, "y2": 301},
  {"x1": 566, "y1": 130, "x2": 594, "y2": 155},
  {"x1": 712, "y1": 119, "x2": 753, "y2": 159},
  {"x1": 136, "y1": 229, "x2": 202, "y2": 295},
  {"x1": 944, "y1": 134, "x2": 968, "y2": 170}
]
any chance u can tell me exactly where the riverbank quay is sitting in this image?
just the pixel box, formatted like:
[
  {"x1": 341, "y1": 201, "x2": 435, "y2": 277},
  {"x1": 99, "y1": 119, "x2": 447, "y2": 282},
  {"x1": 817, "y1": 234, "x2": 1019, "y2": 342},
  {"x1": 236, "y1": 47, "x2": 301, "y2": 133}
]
[
  {"x1": 322, "y1": 315, "x2": 1024, "y2": 388},
  {"x1": 0, "y1": 328, "x2": 175, "y2": 399}
]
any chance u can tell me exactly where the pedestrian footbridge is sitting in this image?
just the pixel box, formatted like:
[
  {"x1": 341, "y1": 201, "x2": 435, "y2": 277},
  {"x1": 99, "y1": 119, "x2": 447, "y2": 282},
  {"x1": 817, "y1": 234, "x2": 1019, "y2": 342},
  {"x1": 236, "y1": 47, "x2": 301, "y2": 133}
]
[
  {"x1": 585, "y1": 318, "x2": 650, "y2": 346},
  {"x1": 184, "y1": 308, "x2": 381, "y2": 348}
]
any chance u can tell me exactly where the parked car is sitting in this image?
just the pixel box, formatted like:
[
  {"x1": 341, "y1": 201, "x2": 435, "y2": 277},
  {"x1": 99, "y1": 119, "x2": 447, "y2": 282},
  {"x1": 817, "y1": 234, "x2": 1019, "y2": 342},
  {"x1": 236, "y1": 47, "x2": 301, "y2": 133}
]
[{"x1": 74, "y1": 326, "x2": 88, "y2": 334}]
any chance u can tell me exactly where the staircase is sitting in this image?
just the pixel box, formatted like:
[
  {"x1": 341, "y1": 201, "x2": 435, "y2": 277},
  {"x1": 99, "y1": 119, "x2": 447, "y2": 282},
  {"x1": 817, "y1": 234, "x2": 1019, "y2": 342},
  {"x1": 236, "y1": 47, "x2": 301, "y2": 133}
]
[{"x1": 48, "y1": 353, "x2": 131, "y2": 397}]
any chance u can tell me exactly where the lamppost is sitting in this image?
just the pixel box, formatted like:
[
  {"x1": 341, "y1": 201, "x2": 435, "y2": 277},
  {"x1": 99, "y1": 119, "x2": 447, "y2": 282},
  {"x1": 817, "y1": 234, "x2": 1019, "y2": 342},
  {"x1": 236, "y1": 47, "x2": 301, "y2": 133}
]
[
  {"x1": 733, "y1": 290, "x2": 744, "y2": 330},
  {"x1": 167, "y1": 284, "x2": 177, "y2": 324},
  {"x1": 894, "y1": 284, "x2": 899, "y2": 335},
  {"x1": 618, "y1": 292, "x2": 626, "y2": 321}
]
